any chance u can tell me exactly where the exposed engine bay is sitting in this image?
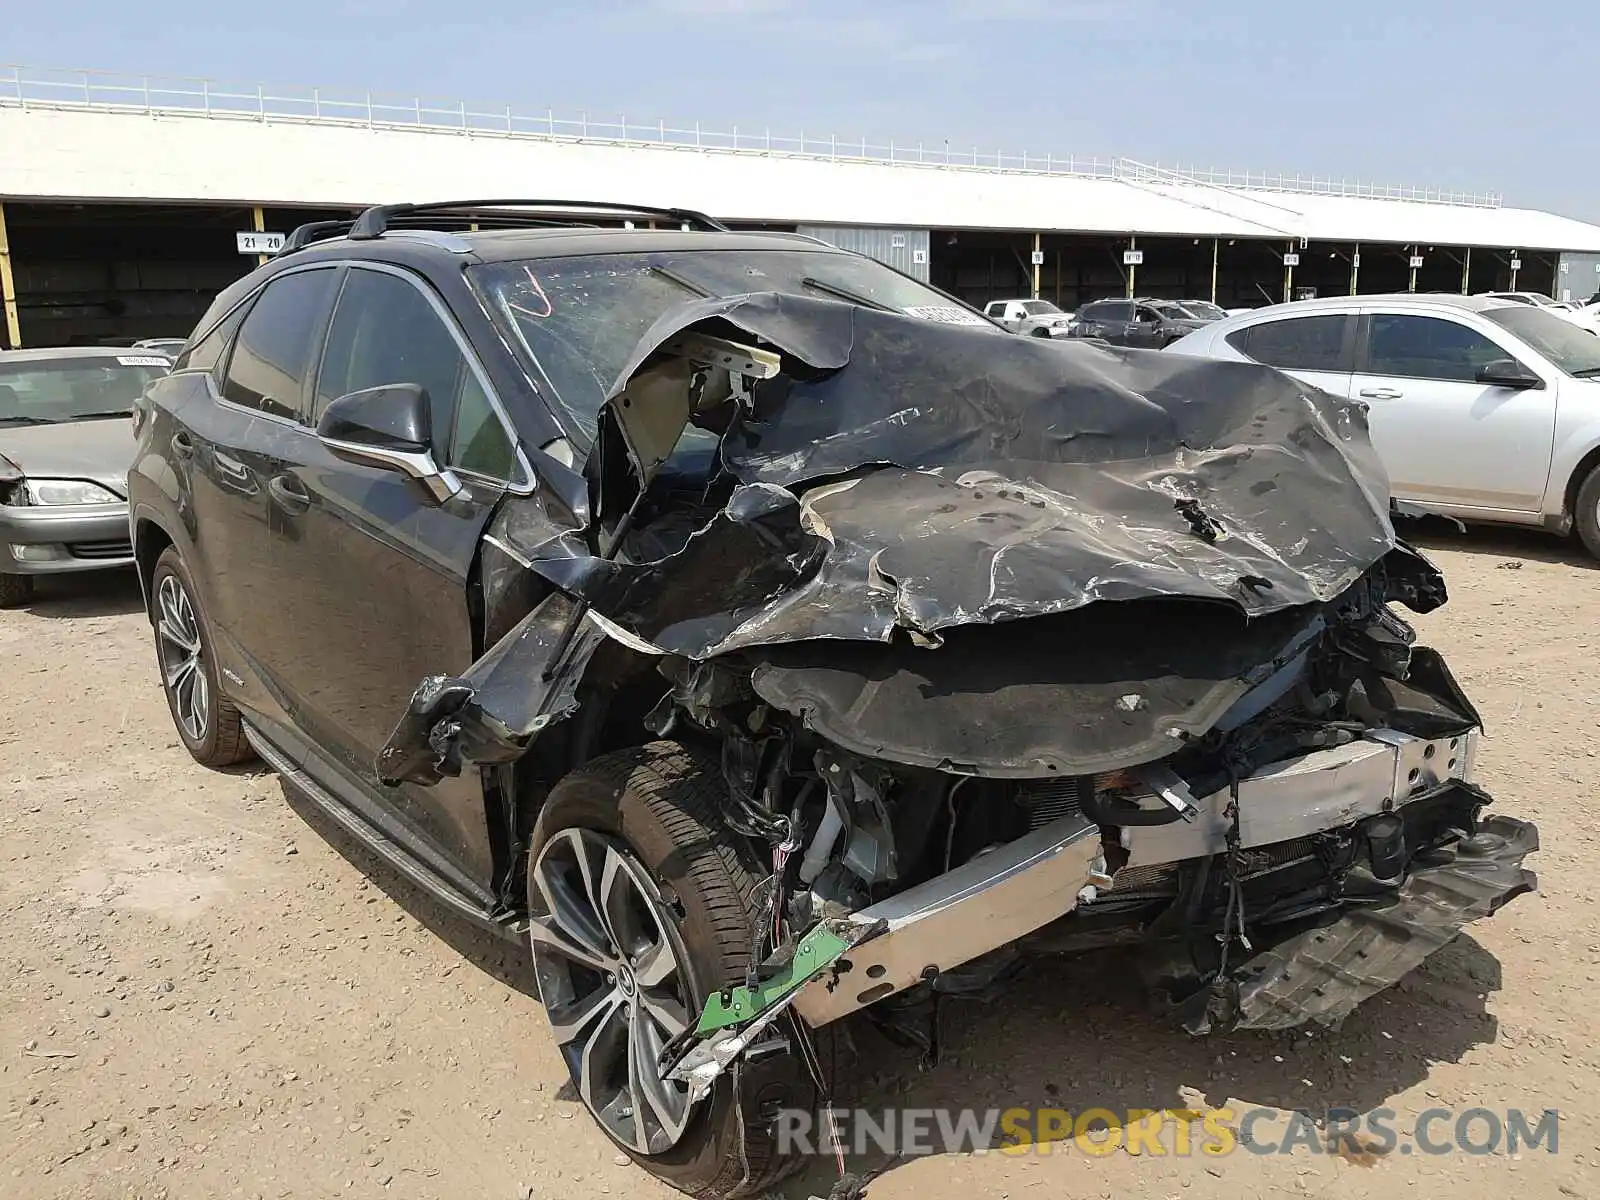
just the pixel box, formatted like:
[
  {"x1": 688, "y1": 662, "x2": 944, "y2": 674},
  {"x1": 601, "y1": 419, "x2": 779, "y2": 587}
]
[{"x1": 378, "y1": 291, "x2": 1537, "y2": 1096}]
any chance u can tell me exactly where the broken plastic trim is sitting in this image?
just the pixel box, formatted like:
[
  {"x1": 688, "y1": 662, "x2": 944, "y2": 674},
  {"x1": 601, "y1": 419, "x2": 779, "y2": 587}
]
[
  {"x1": 696, "y1": 924, "x2": 859, "y2": 1036},
  {"x1": 1182, "y1": 806, "x2": 1537, "y2": 1033}
]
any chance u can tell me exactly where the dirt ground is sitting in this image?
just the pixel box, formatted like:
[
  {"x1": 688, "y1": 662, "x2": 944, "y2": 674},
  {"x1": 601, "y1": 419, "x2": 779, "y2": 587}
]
[{"x1": 3, "y1": 525, "x2": 1598, "y2": 1200}]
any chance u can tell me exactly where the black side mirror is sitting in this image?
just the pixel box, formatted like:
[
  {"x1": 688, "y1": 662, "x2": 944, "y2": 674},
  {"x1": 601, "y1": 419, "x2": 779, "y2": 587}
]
[
  {"x1": 316, "y1": 383, "x2": 463, "y2": 502},
  {"x1": 1474, "y1": 358, "x2": 1543, "y2": 390}
]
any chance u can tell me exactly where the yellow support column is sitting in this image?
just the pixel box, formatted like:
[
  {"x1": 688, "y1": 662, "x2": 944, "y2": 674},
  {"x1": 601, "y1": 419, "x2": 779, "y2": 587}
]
[
  {"x1": 1126, "y1": 235, "x2": 1137, "y2": 299},
  {"x1": 1210, "y1": 237, "x2": 1219, "y2": 304},
  {"x1": 1350, "y1": 243, "x2": 1361, "y2": 296},
  {"x1": 1031, "y1": 232, "x2": 1041, "y2": 300},
  {"x1": 0, "y1": 201, "x2": 21, "y2": 349},
  {"x1": 252, "y1": 205, "x2": 269, "y2": 268}
]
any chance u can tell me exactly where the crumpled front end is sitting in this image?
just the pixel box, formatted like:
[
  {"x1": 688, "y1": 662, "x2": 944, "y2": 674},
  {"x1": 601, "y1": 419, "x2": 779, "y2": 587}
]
[{"x1": 376, "y1": 291, "x2": 1536, "y2": 1071}]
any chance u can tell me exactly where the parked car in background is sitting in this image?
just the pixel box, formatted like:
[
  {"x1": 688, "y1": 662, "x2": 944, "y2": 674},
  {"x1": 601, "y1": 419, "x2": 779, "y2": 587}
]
[
  {"x1": 1166, "y1": 294, "x2": 1600, "y2": 558},
  {"x1": 0, "y1": 346, "x2": 169, "y2": 605},
  {"x1": 1482, "y1": 291, "x2": 1562, "y2": 309},
  {"x1": 1068, "y1": 298, "x2": 1207, "y2": 348},
  {"x1": 1172, "y1": 299, "x2": 1228, "y2": 321},
  {"x1": 983, "y1": 298, "x2": 1074, "y2": 337}
]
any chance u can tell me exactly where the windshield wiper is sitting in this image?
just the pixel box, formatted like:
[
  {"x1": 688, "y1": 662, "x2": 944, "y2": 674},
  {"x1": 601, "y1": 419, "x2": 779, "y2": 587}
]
[
  {"x1": 649, "y1": 264, "x2": 717, "y2": 299},
  {"x1": 1569, "y1": 366, "x2": 1600, "y2": 378},
  {"x1": 0, "y1": 415, "x2": 54, "y2": 426},
  {"x1": 72, "y1": 410, "x2": 134, "y2": 420},
  {"x1": 800, "y1": 276, "x2": 895, "y2": 312}
]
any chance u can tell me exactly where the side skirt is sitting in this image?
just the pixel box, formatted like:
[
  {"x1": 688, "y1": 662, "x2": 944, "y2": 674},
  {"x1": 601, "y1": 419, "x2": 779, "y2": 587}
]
[{"x1": 244, "y1": 720, "x2": 528, "y2": 943}]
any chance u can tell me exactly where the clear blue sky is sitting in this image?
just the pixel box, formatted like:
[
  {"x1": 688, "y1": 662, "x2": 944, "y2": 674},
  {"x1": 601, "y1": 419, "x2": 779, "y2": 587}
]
[{"x1": 7, "y1": 0, "x2": 1593, "y2": 218}]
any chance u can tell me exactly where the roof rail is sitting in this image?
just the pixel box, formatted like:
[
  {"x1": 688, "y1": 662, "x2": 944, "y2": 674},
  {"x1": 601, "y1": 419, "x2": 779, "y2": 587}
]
[
  {"x1": 281, "y1": 218, "x2": 356, "y2": 254},
  {"x1": 347, "y1": 199, "x2": 730, "y2": 240}
]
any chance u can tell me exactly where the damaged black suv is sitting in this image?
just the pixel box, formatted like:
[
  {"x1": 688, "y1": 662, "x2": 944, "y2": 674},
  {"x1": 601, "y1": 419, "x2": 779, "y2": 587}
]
[{"x1": 130, "y1": 201, "x2": 1538, "y2": 1198}]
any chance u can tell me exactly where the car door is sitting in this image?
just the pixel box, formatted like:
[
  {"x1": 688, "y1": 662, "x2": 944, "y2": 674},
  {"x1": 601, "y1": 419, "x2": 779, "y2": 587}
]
[
  {"x1": 176, "y1": 266, "x2": 343, "y2": 715},
  {"x1": 1351, "y1": 311, "x2": 1558, "y2": 513},
  {"x1": 1130, "y1": 305, "x2": 1168, "y2": 349},
  {"x1": 262, "y1": 263, "x2": 525, "y2": 892},
  {"x1": 1077, "y1": 301, "x2": 1133, "y2": 343},
  {"x1": 1222, "y1": 311, "x2": 1356, "y2": 399}
]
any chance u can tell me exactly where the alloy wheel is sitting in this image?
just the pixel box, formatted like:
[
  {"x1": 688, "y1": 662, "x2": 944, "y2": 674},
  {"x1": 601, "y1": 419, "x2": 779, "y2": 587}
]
[
  {"x1": 155, "y1": 572, "x2": 208, "y2": 742},
  {"x1": 528, "y1": 828, "x2": 697, "y2": 1156}
]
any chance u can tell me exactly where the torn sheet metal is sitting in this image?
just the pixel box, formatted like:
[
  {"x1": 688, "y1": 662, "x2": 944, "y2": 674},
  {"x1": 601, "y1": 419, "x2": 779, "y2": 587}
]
[
  {"x1": 521, "y1": 291, "x2": 1401, "y2": 660},
  {"x1": 377, "y1": 592, "x2": 605, "y2": 786}
]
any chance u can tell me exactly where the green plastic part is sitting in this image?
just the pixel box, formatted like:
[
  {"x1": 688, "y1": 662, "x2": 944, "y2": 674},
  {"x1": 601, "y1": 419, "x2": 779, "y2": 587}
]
[{"x1": 694, "y1": 925, "x2": 854, "y2": 1035}]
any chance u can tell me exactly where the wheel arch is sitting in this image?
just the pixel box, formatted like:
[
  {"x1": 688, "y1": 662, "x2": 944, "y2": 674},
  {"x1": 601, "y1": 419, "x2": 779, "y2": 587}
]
[
  {"x1": 132, "y1": 511, "x2": 177, "y2": 617},
  {"x1": 1562, "y1": 441, "x2": 1600, "y2": 530}
]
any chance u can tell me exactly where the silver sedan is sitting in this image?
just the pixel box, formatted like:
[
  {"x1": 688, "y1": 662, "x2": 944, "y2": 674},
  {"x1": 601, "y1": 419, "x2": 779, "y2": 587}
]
[{"x1": 0, "y1": 346, "x2": 170, "y2": 605}]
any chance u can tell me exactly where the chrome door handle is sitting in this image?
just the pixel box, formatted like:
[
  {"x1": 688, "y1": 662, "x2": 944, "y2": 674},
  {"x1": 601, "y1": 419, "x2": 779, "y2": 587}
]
[{"x1": 1359, "y1": 387, "x2": 1404, "y2": 400}]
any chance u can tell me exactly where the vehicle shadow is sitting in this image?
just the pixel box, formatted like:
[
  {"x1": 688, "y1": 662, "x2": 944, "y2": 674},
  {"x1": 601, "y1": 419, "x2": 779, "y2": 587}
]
[
  {"x1": 274, "y1": 780, "x2": 540, "y2": 1000},
  {"x1": 19, "y1": 569, "x2": 146, "y2": 617},
  {"x1": 1400, "y1": 518, "x2": 1598, "y2": 571},
  {"x1": 783, "y1": 934, "x2": 1503, "y2": 1195}
]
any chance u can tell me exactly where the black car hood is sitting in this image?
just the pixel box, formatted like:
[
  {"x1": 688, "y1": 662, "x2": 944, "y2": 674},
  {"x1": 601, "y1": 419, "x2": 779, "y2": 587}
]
[
  {"x1": 509, "y1": 290, "x2": 1398, "y2": 660},
  {"x1": 379, "y1": 291, "x2": 1437, "y2": 786}
]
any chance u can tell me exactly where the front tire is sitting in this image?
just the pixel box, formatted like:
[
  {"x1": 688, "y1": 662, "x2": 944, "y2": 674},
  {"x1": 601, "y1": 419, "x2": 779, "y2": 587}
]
[
  {"x1": 526, "y1": 742, "x2": 820, "y2": 1199},
  {"x1": 1576, "y1": 465, "x2": 1600, "y2": 560},
  {"x1": 150, "y1": 547, "x2": 252, "y2": 768},
  {"x1": 0, "y1": 572, "x2": 32, "y2": 608}
]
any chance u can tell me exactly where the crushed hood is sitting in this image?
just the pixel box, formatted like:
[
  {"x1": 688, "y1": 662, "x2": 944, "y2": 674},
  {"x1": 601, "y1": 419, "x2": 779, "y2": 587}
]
[{"x1": 507, "y1": 291, "x2": 1398, "y2": 661}]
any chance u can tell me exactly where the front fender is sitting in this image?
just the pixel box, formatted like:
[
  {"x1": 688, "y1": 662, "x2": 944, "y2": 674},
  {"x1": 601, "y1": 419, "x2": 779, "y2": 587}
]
[{"x1": 1543, "y1": 419, "x2": 1600, "y2": 525}]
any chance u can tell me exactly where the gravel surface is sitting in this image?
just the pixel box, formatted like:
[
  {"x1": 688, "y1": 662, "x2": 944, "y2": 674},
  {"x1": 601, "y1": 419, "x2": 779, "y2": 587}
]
[{"x1": 2, "y1": 525, "x2": 1597, "y2": 1199}]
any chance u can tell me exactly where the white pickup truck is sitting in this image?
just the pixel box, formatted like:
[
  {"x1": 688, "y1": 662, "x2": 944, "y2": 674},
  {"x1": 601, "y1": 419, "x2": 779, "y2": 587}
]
[{"x1": 984, "y1": 298, "x2": 1074, "y2": 337}]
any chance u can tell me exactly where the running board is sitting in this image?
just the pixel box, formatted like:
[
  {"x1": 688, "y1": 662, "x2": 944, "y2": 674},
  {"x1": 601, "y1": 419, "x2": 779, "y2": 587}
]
[{"x1": 244, "y1": 723, "x2": 523, "y2": 940}]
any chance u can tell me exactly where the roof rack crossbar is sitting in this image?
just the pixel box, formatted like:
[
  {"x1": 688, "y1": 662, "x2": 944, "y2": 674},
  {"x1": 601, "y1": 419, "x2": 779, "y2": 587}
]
[{"x1": 347, "y1": 199, "x2": 729, "y2": 241}]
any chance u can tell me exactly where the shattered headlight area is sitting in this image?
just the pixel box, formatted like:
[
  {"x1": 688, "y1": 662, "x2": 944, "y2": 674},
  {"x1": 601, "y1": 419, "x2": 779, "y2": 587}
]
[{"x1": 379, "y1": 291, "x2": 1536, "y2": 1099}]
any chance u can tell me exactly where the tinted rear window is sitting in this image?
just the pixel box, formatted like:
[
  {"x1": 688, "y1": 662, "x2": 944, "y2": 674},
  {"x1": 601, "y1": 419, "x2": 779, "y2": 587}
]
[
  {"x1": 1227, "y1": 314, "x2": 1348, "y2": 372},
  {"x1": 1084, "y1": 301, "x2": 1132, "y2": 322}
]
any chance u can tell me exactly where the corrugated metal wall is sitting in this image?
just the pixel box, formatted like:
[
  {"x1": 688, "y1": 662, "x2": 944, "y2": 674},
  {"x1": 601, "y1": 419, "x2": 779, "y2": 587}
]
[
  {"x1": 1556, "y1": 252, "x2": 1600, "y2": 304},
  {"x1": 797, "y1": 225, "x2": 931, "y2": 281}
]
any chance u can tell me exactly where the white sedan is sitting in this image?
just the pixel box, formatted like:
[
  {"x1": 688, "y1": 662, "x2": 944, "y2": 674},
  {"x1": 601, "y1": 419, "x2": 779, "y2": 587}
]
[{"x1": 1165, "y1": 293, "x2": 1600, "y2": 558}]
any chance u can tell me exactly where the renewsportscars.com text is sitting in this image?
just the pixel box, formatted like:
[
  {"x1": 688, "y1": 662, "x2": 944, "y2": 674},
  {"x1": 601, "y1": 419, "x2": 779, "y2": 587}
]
[{"x1": 775, "y1": 1106, "x2": 1560, "y2": 1159}]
